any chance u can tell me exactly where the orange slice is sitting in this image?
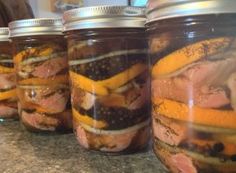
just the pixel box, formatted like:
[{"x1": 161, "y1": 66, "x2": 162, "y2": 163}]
[
  {"x1": 0, "y1": 65, "x2": 14, "y2": 73},
  {"x1": 153, "y1": 98, "x2": 236, "y2": 129},
  {"x1": 69, "y1": 63, "x2": 147, "y2": 96},
  {"x1": 14, "y1": 46, "x2": 54, "y2": 64},
  {"x1": 19, "y1": 75, "x2": 68, "y2": 85},
  {"x1": 223, "y1": 143, "x2": 236, "y2": 156},
  {"x1": 97, "y1": 63, "x2": 147, "y2": 90},
  {"x1": 72, "y1": 108, "x2": 107, "y2": 129},
  {"x1": 20, "y1": 102, "x2": 60, "y2": 114},
  {"x1": 17, "y1": 93, "x2": 63, "y2": 114},
  {"x1": 34, "y1": 105, "x2": 59, "y2": 114},
  {"x1": 70, "y1": 71, "x2": 108, "y2": 96},
  {"x1": 98, "y1": 94, "x2": 126, "y2": 107},
  {"x1": 14, "y1": 48, "x2": 37, "y2": 64},
  {"x1": 18, "y1": 98, "x2": 43, "y2": 112},
  {"x1": 0, "y1": 89, "x2": 17, "y2": 101},
  {"x1": 152, "y1": 37, "x2": 232, "y2": 77}
]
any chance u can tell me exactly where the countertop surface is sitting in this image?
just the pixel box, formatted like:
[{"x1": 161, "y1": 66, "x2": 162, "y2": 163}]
[{"x1": 0, "y1": 121, "x2": 167, "y2": 173}]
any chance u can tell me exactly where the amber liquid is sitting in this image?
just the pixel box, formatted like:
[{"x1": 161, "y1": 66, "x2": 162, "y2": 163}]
[
  {"x1": 0, "y1": 41, "x2": 18, "y2": 121},
  {"x1": 12, "y1": 36, "x2": 72, "y2": 133}
]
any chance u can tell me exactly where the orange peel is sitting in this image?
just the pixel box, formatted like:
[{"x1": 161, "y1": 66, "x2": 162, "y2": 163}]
[
  {"x1": 97, "y1": 63, "x2": 147, "y2": 90},
  {"x1": 0, "y1": 66, "x2": 14, "y2": 73},
  {"x1": 153, "y1": 98, "x2": 236, "y2": 129},
  {"x1": 72, "y1": 108, "x2": 107, "y2": 129},
  {"x1": 19, "y1": 75, "x2": 68, "y2": 85},
  {"x1": 152, "y1": 37, "x2": 232, "y2": 77},
  {"x1": 70, "y1": 71, "x2": 108, "y2": 96},
  {"x1": 14, "y1": 46, "x2": 55, "y2": 64},
  {"x1": 0, "y1": 89, "x2": 17, "y2": 101},
  {"x1": 70, "y1": 63, "x2": 147, "y2": 96}
]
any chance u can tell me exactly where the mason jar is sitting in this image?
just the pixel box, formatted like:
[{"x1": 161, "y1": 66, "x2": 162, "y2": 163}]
[
  {"x1": 9, "y1": 19, "x2": 72, "y2": 132},
  {"x1": 0, "y1": 28, "x2": 17, "y2": 121},
  {"x1": 147, "y1": 0, "x2": 236, "y2": 172},
  {"x1": 63, "y1": 6, "x2": 150, "y2": 153}
]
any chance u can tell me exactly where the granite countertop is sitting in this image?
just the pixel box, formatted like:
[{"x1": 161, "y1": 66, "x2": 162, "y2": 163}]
[{"x1": 0, "y1": 121, "x2": 167, "y2": 173}]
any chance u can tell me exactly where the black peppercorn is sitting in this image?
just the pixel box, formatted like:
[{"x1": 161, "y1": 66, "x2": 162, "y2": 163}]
[
  {"x1": 213, "y1": 143, "x2": 225, "y2": 153},
  {"x1": 231, "y1": 155, "x2": 236, "y2": 161}
]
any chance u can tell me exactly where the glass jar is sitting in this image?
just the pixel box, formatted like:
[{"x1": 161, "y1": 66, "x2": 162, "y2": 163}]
[
  {"x1": 64, "y1": 6, "x2": 150, "y2": 153},
  {"x1": 9, "y1": 19, "x2": 72, "y2": 132},
  {"x1": 147, "y1": 1, "x2": 236, "y2": 173},
  {"x1": 0, "y1": 28, "x2": 18, "y2": 121}
]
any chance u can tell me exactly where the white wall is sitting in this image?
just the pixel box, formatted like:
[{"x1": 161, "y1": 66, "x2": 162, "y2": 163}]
[
  {"x1": 29, "y1": 0, "x2": 61, "y2": 18},
  {"x1": 29, "y1": 0, "x2": 128, "y2": 18}
]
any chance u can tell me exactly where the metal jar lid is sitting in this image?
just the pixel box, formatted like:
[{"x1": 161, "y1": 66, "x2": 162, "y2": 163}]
[
  {"x1": 9, "y1": 18, "x2": 63, "y2": 37},
  {"x1": 147, "y1": 0, "x2": 236, "y2": 23},
  {"x1": 0, "y1": 28, "x2": 9, "y2": 41},
  {"x1": 63, "y1": 6, "x2": 146, "y2": 31}
]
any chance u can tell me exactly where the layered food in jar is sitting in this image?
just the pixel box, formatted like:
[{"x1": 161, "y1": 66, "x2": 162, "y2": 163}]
[
  {"x1": 64, "y1": 6, "x2": 150, "y2": 153},
  {"x1": 9, "y1": 18, "x2": 72, "y2": 132},
  {"x1": 148, "y1": 15, "x2": 236, "y2": 172},
  {"x1": 67, "y1": 29, "x2": 150, "y2": 153},
  {"x1": 12, "y1": 35, "x2": 72, "y2": 132},
  {"x1": 0, "y1": 29, "x2": 17, "y2": 120}
]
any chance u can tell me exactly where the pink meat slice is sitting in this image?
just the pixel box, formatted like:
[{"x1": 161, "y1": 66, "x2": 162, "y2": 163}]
[
  {"x1": 71, "y1": 87, "x2": 95, "y2": 110},
  {"x1": 227, "y1": 73, "x2": 236, "y2": 111},
  {"x1": 75, "y1": 123, "x2": 144, "y2": 152},
  {"x1": 157, "y1": 146, "x2": 197, "y2": 173},
  {"x1": 152, "y1": 78, "x2": 229, "y2": 108},
  {"x1": 100, "y1": 130, "x2": 137, "y2": 152},
  {"x1": 127, "y1": 85, "x2": 149, "y2": 110},
  {"x1": 22, "y1": 88, "x2": 69, "y2": 114},
  {"x1": 76, "y1": 125, "x2": 89, "y2": 149},
  {"x1": 21, "y1": 111, "x2": 59, "y2": 131},
  {"x1": 152, "y1": 60, "x2": 236, "y2": 108},
  {"x1": 0, "y1": 73, "x2": 15, "y2": 89},
  {"x1": 170, "y1": 153, "x2": 197, "y2": 173},
  {"x1": 153, "y1": 116, "x2": 187, "y2": 146},
  {"x1": 32, "y1": 57, "x2": 68, "y2": 78},
  {"x1": 37, "y1": 92, "x2": 69, "y2": 113},
  {"x1": 0, "y1": 104, "x2": 17, "y2": 118}
]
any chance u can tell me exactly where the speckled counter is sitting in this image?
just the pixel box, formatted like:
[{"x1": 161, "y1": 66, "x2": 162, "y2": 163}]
[{"x1": 0, "y1": 121, "x2": 167, "y2": 173}]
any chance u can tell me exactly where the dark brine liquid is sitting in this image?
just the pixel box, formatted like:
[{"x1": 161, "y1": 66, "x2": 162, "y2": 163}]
[
  {"x1": 149, "y1": 15, "x2": 236, "y2": 173},
  {"x1": 68, "y1": 29, "x2": 150, "y2": 153}
]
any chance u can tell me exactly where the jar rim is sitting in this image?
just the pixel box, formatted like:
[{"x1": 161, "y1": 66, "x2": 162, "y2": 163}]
[
  {"x1": 0, "y1": 27, "x2": 9, "y2": 41},
  {"x1": 9, "y1": 18, "x2": 63, "y2": 37},
  {"x1": 146, "y1": 0, "x2": 236, "y2": 23},
  {"x1": 63, "y1": 6, "x2": 146, "y2": 31}
]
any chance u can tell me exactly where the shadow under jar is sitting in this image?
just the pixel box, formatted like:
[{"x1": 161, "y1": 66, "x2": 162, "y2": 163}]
[
  {"x1": 9, "y1": 19, "x2": 72, "y2": 133},
  {"x1": 0, "y1": 28, "x2": 18, "y2": 121},
  {"x1": 147, "y1": 0, "x2": 236, "y2": 173},
  {"x1": 64, "y1": 6, "x2": 150, "y2": 153}
]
